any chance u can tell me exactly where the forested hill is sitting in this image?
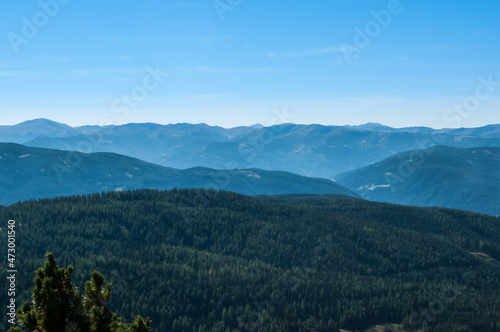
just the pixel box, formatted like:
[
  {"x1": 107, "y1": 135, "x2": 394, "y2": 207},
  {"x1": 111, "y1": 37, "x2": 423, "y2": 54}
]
[
  {"x1": 0, "y1": 142, "x2": 357, "y2": 206},
  {"x1": 1, "y1": 189, "x2": 500, "y2": 331},
  {"x1": 336, "y1": 146, "x2": 500, "y2": 216}
]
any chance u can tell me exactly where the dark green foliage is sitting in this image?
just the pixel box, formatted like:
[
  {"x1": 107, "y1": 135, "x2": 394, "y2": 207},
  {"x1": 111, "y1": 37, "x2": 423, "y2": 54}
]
[
  {"x1": 7, "y1": 253, "x2": 151, "y2": 332},
  {"x1": 16, "y1": 253, "x2": 80, "y2": 332},
  {"x1": 6, "y1": 328, "x2": 23, "y2": 332},
  {"x1": 130, "y1": 316, "x2": 152, "y2": 332},
  {"x1": 1, "y1": 189, "x2": 500, "y2": 331}
]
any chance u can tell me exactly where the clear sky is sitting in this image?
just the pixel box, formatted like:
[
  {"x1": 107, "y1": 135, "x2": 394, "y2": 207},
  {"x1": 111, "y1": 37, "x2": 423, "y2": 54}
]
[{"x1": 0, "y1": 0, "x2": 499, "y2": 128}]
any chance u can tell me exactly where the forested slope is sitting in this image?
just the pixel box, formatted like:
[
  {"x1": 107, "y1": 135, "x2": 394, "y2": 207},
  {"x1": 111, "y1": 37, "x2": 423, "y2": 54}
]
[
  {"x1": 1, "y1": 189, "x2": 499, "y2": 331},
  {"x1": 0, "y1": 142, "x2": 357, "y2": 206},
  {"x1": 336, "y1": 146, "x2": 500, "y2": 215}
]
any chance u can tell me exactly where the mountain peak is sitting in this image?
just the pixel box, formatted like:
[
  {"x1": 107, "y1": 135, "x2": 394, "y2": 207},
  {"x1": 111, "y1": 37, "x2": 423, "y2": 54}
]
[
  {"x1": 348, "y1": 123, "x2": 396, "y2": 131},
  {"x1": 0, "y1": 118, "x2": 79, "y2": 144},
  {"x1": 16, "y1": 118, "x2": 71, "y2": 127}
]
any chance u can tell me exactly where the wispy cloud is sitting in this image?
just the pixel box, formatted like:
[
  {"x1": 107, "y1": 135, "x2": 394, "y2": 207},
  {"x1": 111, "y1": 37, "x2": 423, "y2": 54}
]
[
  {"x1": 195, "y1": 33, "x2": 232, "y2": 45},
  {"x1": 117, "y1": 54, "x2": 132, "y2": 61},
  {"x1": 64, "y1": 67, "x2": 143, "y2": 75},
  {"x1": 94, "y1": 35, "x2": 135, "y2": 41},
  {"x1": 267, "y1": 47, "x2": 343, "y2": 59},
  {"x1": 177, "y1": 66, "x2": 285, "y2": 73},
  {"x1": 169, "y1": 1, "x2": 209, "y2": 6},
  {"x1": 33, "y1": 56, "x2": 70, "y2": 63},
  {"x1": 0, "y1": 70, "x2": 50, "y2": 77}
]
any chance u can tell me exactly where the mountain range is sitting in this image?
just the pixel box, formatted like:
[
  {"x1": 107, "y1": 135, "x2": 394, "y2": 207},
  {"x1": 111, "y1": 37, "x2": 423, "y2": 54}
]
[
  {"x1": 346, "y1": 122, "x2": 500, "y2": 138},
  {"x1": 7, "y1": 118, "x2": 500, "y2": 178},
  {"x1": 0, "y1": 119, "x2": 498, "y2": 215},
  {"x1": 0, "y1": 118, "x2": 80, "y2": 143},
  {"x1": 0, "y1": 142, "x2": 357, "y2": 206},
  {"x1": 336, "y1": 146, "x2": 500, "y2": 216}
]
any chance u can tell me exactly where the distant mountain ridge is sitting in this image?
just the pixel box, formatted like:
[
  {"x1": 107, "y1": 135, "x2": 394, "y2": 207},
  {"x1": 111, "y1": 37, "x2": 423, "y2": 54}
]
[
  {"x1": 3, "y1": 119, "x2": 499, "y2": 178},
  {"x1": 2, "y1": 119, "x2": 498, "y2": 214},
  {"x1": 0, "y1": 142, "x2": 358, "y2": 206},
  {"x1": 0, "y1": 118, "x2": 80, "y2": 143},
  {"x1": 336, "y1": 146, "x2": 500, "y2": 216},
  {"x1": 345, "y1": 122, "x2": 500, "y2": 137}
]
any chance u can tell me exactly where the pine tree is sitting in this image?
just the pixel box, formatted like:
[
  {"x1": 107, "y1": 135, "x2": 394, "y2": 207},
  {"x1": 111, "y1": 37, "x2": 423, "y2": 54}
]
[
  {"x1": 14, "y1": 252, "x2": 81, "y2": 331},
  {"x1": 8, "y1": 252, "x2": 152, "y2": 332}
]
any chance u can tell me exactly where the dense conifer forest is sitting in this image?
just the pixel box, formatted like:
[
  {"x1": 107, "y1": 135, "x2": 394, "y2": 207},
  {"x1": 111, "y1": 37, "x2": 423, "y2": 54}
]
[{"x1": 1, "y1": 189, "x2": 500, "y2": 331}]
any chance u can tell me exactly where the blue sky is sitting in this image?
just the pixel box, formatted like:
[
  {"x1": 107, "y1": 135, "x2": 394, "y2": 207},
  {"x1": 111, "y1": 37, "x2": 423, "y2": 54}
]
[{"x1": 0, "y1": 0, "x2": 499, "y2": 128}]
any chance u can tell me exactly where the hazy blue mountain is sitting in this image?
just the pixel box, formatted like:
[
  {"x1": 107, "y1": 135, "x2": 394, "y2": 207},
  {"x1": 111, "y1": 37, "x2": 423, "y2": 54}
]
[
  {"x1": 346, "y1": 123, "x2": 500, "y2": 138},
  {"x1": 336, "y1": 146, "x2": 500, "y2": 215},
  {"x1": 444, "y1": 124, "x2": 500, "y2": 138},
  {"x1": 0, "y1": 118, "x2": 80, "y2": 143},
  {"x1": 387, "y1": 125, "x2": 500, "y2": 138},
  {"x1": 20, "y1": 120, "x2": 500, "y2": 178},
  {"x1": 345, "y1": 122, "x2": 398, "y2": 132},
  {"x1": 25, "y1": 122, "x2": 258, "y2": 167},
  {"x1": 0, "y1": 143, "x2": 357, "y2": 206}
]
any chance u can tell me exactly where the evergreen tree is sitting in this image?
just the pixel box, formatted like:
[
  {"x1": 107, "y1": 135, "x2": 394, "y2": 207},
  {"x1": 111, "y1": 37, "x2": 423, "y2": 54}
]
[{"x1": 8, "y1": 253, "x2": 152, "y2": 332}]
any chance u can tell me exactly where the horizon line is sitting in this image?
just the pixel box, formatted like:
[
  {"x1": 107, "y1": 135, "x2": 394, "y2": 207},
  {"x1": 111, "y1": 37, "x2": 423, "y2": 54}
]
[{"x1": 1, "y1": 117, "x2": 499, "y2": 131}]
